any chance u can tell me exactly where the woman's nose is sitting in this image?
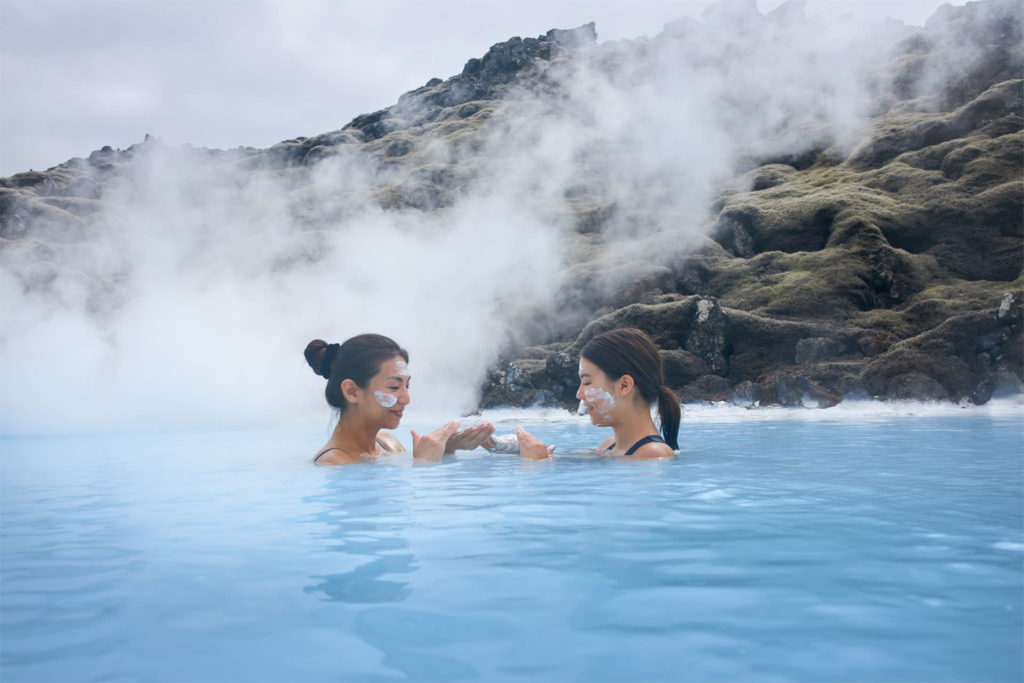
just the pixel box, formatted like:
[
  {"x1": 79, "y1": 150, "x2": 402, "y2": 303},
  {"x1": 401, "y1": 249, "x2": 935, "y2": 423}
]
[
  {"x1": 397, "y1": 387, "x2": 411, "y2": 405},
  {"x1": 575, "y1": 384, "x2": 585, "y2": 400}
]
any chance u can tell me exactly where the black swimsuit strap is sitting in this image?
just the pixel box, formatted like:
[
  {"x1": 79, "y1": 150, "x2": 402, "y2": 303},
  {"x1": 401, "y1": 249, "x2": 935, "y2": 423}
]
[
  {"x1": 606, "y1": 434, "x2": 667, "y2": 456},
  {"x1": 624, "y1": 434, "x2": 666, "y2": 455},
  {"x1": 313, "y1": 447, "x2": 344, "y2": 463},
  {"x1": 314, "y1": 439, "x2": 392, "y2": 462}
]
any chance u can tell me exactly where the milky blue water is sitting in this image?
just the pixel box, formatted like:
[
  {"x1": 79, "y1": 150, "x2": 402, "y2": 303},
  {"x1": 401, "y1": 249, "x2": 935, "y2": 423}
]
[{"x1": 2, "y1": 408, "x2": 1022, "y2": 682}]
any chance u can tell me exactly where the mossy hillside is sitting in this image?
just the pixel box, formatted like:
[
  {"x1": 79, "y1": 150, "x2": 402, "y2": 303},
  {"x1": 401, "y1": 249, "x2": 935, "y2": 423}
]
[{"x1": 491, "y1": 70, "x2": 1021, "y2": 407}]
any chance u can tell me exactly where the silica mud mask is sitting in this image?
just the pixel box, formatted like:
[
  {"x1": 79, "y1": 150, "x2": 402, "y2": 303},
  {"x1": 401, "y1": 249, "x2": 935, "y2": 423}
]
[
  {"x1": 489, "y1": 433, "x2": 519, "y2": 453},
  {"x1": 584, "y1": 387, "x2": 615, "y2": 417},
  {"x1": 375, "y1": 391, "x2": 398, "y2": 408}
]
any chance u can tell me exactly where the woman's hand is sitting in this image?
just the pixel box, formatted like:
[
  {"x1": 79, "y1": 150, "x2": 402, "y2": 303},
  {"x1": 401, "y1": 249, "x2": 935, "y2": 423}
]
[
  {"x1": 444, "y1": 423, "x2": 495, "y2": 454},
  {"x1": 515, "y1": 426, "x2": 554, "y2": 460},
  {"x1": 411, "y1": 421, "x2": 461, "y2": 461}
]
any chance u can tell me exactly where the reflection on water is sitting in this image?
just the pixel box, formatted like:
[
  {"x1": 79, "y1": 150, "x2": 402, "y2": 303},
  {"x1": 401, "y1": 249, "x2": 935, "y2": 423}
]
[
  {"x1": 301, "y1": 473, "x2": 502, "y2": 678},
  {"x1": 302, "y1": 480, "x2": 417, "y2": 605},
  {"x1": 305, "y1": 553, "x2": 415, "y2": 603}
]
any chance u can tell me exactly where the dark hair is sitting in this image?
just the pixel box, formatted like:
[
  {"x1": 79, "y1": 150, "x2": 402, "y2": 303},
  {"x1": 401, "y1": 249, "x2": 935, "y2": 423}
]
[
  {"x1": 581, "y1": 327, "x2": 680, "y2": 449},
  {"x1": 304, "y1": 334, "x2": 409, "y2": 411}
]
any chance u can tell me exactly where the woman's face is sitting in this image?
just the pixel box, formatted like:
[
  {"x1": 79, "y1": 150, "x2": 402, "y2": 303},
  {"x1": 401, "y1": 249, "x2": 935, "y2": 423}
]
[
  {"x1": 365, "y1": 355, "x2": 411, "y2": 429},
  {"x1": 576, "y1": 357, "x2": 619, "y2": 426}
]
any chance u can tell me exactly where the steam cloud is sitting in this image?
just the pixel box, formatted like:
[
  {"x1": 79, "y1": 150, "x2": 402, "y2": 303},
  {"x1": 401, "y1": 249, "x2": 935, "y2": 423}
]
[{"x1": 0, "y1": 1, "x2": 970, "y2": 435}]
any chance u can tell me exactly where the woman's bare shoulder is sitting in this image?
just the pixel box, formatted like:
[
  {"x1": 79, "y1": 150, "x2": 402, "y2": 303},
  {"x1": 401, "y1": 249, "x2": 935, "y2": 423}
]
[
  {"x1": 631, "y1": 441, "x2": 677, "y2": 460},
  {"x1": 596, "y1": 436, "x2": 615, "y2": 451},
  {"x1": 313, "y1": 448, "x2": 358, "y2": 466},
  {"x1": 378, "y1": 432, "x2": 406, "y2": 453}
]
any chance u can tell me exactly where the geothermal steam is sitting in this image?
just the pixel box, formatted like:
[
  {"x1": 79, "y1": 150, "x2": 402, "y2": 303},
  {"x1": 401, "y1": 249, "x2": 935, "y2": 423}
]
[{"x1": 0, "y1": 2, "x2": 978, "y2": 434}]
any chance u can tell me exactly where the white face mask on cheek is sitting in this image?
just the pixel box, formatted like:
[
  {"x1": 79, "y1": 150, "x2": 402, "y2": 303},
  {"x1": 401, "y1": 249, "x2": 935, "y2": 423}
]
[
  {"x1": 584, "y1": 386, "x2": 615, "y2": 417},
  {"x1": 374, "y1": 391, "x2": 398, "y2": 408}
]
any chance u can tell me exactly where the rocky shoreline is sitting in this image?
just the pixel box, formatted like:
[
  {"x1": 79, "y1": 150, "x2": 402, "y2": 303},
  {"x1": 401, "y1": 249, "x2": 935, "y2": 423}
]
[{"x1": 1, "y1": 0, "x2": 1021, "y2": 412}]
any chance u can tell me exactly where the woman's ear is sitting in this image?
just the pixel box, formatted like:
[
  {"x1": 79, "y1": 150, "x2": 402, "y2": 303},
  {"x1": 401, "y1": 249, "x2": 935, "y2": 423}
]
[
  {"x1": 340, "y1": 378, "x2": 361, "y2": 404},
  {"x1": 618, "y1": 374, "x2": 635, "y2": 396}
]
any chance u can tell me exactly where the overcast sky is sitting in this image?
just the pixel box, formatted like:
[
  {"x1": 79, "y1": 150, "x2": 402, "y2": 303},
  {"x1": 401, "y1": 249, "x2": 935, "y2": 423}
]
[{"x1": 1, "y1": 0, "x2": 951, "y2": 177}]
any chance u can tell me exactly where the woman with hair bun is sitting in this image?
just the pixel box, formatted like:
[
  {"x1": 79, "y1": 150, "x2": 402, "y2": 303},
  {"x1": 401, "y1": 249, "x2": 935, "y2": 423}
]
[
  {"x1": 488, "y1": 328, "x2": 680, "y2": 460},
  {"x1": 305, "y1": 334, "x2": 493, "y2": 465}
]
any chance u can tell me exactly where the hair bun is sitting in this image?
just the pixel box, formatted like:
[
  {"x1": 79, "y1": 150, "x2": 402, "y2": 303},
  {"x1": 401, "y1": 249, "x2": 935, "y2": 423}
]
[{"x1": 304, "y1": 339, "x2": 333, "y2": 379}]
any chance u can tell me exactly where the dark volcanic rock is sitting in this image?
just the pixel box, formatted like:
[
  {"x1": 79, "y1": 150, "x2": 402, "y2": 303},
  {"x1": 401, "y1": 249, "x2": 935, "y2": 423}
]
[{"x1": 349, "y1": 23, "x2": 597, "y2": 142}]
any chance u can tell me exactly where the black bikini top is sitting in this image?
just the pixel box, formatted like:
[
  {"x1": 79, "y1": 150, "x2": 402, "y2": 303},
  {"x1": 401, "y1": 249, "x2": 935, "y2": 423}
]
[
  {"x1": 606, "y1": 434, "x2": 667, "y2": 456},
  {"x1": 313, "y1": 438, "x2": 391, "y2": 463}
]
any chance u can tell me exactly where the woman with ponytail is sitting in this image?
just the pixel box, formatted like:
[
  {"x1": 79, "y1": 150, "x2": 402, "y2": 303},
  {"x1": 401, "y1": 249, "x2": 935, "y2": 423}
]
[
  {"x1": 487, "y1": 328, "x2": 679, "y2": 460},
  {"x1": 305, "y1": 334, "x2": 494, "y2": 465}
]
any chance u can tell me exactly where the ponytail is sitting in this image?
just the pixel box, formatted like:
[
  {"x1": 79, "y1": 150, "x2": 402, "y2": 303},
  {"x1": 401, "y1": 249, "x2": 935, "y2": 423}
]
[{"x1": 657, "y1": 385, "x2": 681, "y2": 450}]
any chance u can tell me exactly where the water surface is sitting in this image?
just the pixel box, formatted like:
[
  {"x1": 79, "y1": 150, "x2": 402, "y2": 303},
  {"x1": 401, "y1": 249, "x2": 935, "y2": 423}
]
[{"x1": 2, "y1": 408, "x2": 1022, "y2": 681}]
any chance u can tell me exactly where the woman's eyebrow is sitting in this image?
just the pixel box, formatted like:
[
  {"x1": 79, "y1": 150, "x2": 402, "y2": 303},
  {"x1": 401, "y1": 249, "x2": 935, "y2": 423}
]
[{"x1": 385, "y1": 375, "x2": 408, "y2": 382}]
